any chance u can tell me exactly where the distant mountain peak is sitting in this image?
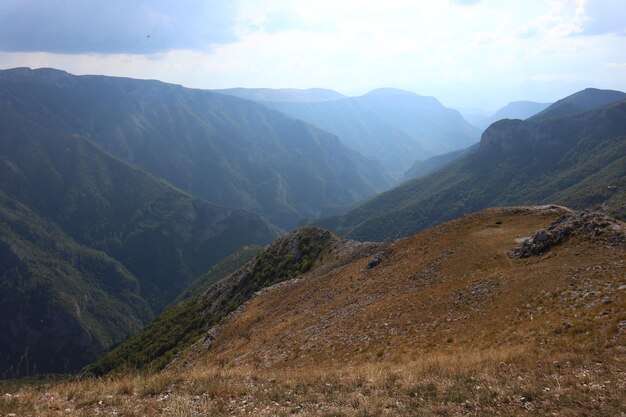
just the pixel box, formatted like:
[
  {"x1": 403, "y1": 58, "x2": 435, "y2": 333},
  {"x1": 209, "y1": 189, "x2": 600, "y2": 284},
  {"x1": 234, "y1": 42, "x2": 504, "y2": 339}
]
[
  {"x1": 559, "y1": 87, "x2": 626, "y2": 104},
  {"x1": 361, "y1": 88, "x2": 444, "y2": 109},
  {"x1": 0, "y1": 66, "x2": 69, "y2": 80},
  {"x1": 505, "y1": 100, "x2": 550, "y2": 106},
  {"x1": 530, "y1": 87, "x2": 626, "y2": 121},
  {"x1": 363, "y1": 87, "x2": 419, "y2": 97},
  {"x1": 474, "y1": 101, "x2": 552, "y2": 130},
  {"x1": 212, "y1": 87, "x2": 345, "y2": 103},
  {"x1": 313, "y1": 98, "x2": 626, "y2": 241}
]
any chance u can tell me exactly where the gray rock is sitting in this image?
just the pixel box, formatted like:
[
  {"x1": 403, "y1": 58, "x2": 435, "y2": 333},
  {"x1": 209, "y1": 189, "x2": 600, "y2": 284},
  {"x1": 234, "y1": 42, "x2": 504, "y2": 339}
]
[{"x1": 510, "y1": 210, "x2": 625, "y2": 258}]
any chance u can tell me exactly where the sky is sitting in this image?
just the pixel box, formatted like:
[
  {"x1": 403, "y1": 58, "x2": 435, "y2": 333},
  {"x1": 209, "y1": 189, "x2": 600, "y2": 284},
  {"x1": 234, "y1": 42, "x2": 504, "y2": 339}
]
[{"x1": 0, "y1": 0, "x2": 624, "y2": 110}]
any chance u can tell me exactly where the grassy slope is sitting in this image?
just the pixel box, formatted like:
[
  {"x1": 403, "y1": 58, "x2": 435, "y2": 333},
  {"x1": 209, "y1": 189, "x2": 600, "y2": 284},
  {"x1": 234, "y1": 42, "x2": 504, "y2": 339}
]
[
  {"x1": 315, "y1": 101, "x2": 626, "y2": 241},
  {"x1": 5, "y1": 207, "x2": 624, "y2": 416},
  {"x1": 86, "y1": 228, "x2": 340, "y2": 374},
  {"x1": 175, "y1": 245, "x2": 263, "y2": 302}
]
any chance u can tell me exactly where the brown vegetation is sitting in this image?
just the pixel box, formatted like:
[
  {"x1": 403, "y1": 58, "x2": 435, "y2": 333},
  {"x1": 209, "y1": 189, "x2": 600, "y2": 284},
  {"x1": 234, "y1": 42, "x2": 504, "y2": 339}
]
[{"x1": 2, "y1": 206, "x2": 625, "y2": 416}]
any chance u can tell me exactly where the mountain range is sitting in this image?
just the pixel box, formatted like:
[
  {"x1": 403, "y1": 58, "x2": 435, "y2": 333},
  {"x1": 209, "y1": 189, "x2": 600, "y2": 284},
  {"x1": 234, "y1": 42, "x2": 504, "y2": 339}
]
[
  {"x1": 217, "y1": 87, "x2": 480, "y2": 179},
  {"x1": 474, "y1": 100, "x2": 552, "y2": 130},
  {"x1": 1, "y1": 68, "x2": 624, "y2": 382},
  {"x1": 212, "y1": 87, "x2": 345, "y2": 103},
  {"x1": 0, "y1": 68, "x2": 391, "y2": 230},
  {"x1": 53, "y1": 206, "x2": 625, "y2": 416},
  {"x1": 0, "y1": 67, "x2": 391, "y2": 375},
  {"x1": 314, "y1": 90, "x2": 626, "y2": 241},
  {"x1": 0, "y1": 93, "x2": 280, "y2": 375}
]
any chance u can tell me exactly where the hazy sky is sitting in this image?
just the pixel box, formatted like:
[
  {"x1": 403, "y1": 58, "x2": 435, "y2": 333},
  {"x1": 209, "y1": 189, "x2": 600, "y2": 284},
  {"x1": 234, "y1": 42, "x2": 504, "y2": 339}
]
[{"x1": 1, "y1": 0, "x2": 624, "y2": 110}]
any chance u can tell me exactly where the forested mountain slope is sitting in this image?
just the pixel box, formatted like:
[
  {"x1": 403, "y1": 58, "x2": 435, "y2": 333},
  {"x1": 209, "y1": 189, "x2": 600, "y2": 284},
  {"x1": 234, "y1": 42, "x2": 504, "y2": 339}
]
[
  {"x1": 314, "y1": 97, "x2": 626, "y2": 241},
  {"x1": 0, "y1": 68, "x2": 391, "y2": 229}
]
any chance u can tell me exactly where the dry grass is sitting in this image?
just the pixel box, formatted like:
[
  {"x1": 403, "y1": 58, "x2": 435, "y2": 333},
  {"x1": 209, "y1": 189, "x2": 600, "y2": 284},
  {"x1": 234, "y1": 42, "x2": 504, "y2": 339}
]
[
  {"x1": 3, "y1": 207, "x2": 624, "y2": 416},
  {"x1": 2, "y1": 343, "x2": 625, "y2": 416}
]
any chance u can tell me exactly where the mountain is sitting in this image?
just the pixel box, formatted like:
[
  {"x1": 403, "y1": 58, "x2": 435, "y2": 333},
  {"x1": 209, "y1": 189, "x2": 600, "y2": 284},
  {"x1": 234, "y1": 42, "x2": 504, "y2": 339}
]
[
  {"x1": 179, "y1": 207, "x2": 624, "y2": 369},
  {"x1": 219, "y1": 87, "x2": 480, "y2": 179},
  {"x1": 28, "y1": 207, "x2": 625, "y2": 416},
  {"x1": 477, "y1": 100, "x2": 551, "y2": 129},
  {"x1": 0, "y1": 68, "x2": 391, "y2": 229},
  {"x1": 313, "y1": 96, "x2": 626, "y2": 241},
  {"x1": 265, "y1": 97, "x2": 429, "y2": 179},
  {"x1": 354, "y1": 88, "x2": 480, "y2": 155},
  {"x1": 403, "y1": 143, "x2": 478, "y2": 181},
  {"x1": 0, "y1": 96, "x2": 278, "y2": 375},
  {"x1": 530, "y1": 88, "x2": 626, "y2": 121},
  {"x1": 211, "y1": 87, "x2": 345, "y2": 102},
  {"x1": 174, "y1": 245, "x2": 263, "y2": 303},
  {"x1": 455, "y1": 106, "x2": 490, "y2": 127},
  {"x1": 87, "y1": 227, "x2": 369, "y2": 374},
  {"x1": 0, "y1": 191, "x2": 153, "y2": 376}
]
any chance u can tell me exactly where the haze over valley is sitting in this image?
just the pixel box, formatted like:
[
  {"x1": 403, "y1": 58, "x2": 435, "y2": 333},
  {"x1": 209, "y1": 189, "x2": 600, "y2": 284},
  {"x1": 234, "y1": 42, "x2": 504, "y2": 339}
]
[{"x1": 1, "y1": 1, "x2": 625, "y2": 416}]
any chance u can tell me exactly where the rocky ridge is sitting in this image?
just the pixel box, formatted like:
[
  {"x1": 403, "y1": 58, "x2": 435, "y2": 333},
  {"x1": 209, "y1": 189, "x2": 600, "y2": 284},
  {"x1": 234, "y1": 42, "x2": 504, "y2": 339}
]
[
  {"x1": 510, "y1": 209, "x2": 626, "y2": 258},
  {"x1": 176, "y1": 206, "x2": 624, "y2": 372}
]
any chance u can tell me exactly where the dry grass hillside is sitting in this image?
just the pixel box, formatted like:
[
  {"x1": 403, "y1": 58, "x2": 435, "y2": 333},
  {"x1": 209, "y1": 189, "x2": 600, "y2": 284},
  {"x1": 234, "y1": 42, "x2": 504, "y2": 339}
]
[
  {"x1": 189, "y1": 206, "x2": 625, "y2": 368},
  {"x1": 2, "y1": 206, "x2": 625, "y2": 416}
]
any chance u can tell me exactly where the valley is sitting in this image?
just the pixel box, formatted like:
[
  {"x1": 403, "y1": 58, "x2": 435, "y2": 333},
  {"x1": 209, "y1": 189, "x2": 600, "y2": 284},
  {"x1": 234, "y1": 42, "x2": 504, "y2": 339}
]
[
  {"x1": 315, "y1": 91, "x2": 626, "y2": 241},
  {"x1": 0, "y1": 70, "x2": 625, "y2": 416},
  {"x1": 2, "y1": 206, "x2": 624, "y2": 416},
  {"x1": 2, "y1": 2, "x2": 625, "y2": 416}
]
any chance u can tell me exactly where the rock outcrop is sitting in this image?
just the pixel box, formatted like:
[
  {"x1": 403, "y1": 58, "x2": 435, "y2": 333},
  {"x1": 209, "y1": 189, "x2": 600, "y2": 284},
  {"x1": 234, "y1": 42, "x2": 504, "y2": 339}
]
[{"x1": 510, "y1": 210, "x2": 625, "y2": 258}]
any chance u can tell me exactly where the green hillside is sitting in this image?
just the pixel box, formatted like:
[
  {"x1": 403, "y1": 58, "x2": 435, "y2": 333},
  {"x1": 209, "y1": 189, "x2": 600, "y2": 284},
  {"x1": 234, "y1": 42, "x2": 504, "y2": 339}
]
[
  {"x1": 0, "y1": 191, "x2": 152, "y2": 377},
  {"x1": 224, "y1": 87, "x2": 480, "y2": 179},
  {"x1": 0, "y1": 68, "x2": 391, "y2": 229},
  {"x1": 314, "y1": 98, "x2": 626, "y2": 241},
  {"x1": 530, "y1": 88, "x2": 626, "y2": 121},
  {"x1": 87, "y1": 228, "x2": 338, "y2": 374},
  {"x1": 175, "y1": 245, "x2": 263, "y2": 302},
  {"x1": 0, "y1": 97, "x2": 277, "y2": 375}
]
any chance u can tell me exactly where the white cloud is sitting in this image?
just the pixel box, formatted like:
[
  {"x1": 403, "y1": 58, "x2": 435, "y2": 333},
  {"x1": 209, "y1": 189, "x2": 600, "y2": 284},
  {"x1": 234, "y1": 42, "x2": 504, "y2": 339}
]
[{"x1": 0, "y1": 0, "x2": 624, "y2": 109}]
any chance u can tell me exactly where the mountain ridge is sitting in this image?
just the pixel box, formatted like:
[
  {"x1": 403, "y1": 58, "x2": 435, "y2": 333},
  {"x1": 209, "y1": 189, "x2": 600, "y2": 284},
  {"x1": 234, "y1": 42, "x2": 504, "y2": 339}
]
[
  {"x1": 178, "y1": 206, "x2": 624, "y2": 370},
  {"x1": 312, "y1": 95, "x2": 626, "y2": 241},
  {"x1": 530, "y1": 87, "x2": 626, "y2": 121},
  {"x1": 475, "y1": 100, "x2": 551, "y2": 129},
  {"x1": 86, "y1": 227, "x2": 374, "y2": 374},
  {"x1": 0, "y1": 75, "x2": 283, "y2": 375},
  {"x1": 0, "y1": 67, "x2": 392, "y2": 229},
  {"x1": 257, "y1": 89, "x2": 480, "y2": 178},
  {"x1": 212, "y1": 87, "x2": 345, "y2": 102},
  {"x1": 38, "y1": 206, "x2": 625, "y2": 416}
]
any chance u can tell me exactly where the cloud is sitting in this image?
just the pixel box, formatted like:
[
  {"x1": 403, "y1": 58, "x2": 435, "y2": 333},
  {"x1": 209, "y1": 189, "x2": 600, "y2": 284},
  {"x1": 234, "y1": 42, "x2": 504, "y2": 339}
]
[
  {"x1": 0, "y1": 0, "x2": 238, "y2": 54},
  {"x1": 449, "y1": 0, "x2": 481, "y2": 5},
  {"x1": 1, "y1": 0, "x2": 624, "y2": 110},
  {"x1": 580, "y1": 0, "x2": 626, "y2": 36},
  {"x1": 604, "y1": 62, "x2": 626, "y2": 68},
  {"x1": 516, "y1": 25, "x2": 539, "y2": 39},
  {"x1": 261, "y1": 11, "x2": 335, "y2": 34}
]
